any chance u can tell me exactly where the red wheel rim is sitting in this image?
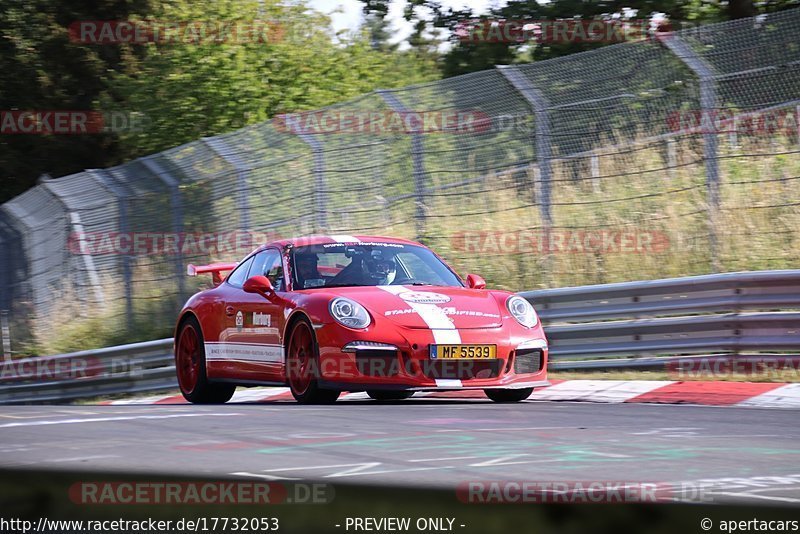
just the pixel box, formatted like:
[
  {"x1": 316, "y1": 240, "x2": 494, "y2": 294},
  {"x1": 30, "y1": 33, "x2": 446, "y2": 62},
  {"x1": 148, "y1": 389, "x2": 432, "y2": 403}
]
[
  {"x1": 177, "y1": 324, "x2": 200, "y2": 394},
  {"x1": 288, "y1": 322, "x2": 314, "y2": 395}
]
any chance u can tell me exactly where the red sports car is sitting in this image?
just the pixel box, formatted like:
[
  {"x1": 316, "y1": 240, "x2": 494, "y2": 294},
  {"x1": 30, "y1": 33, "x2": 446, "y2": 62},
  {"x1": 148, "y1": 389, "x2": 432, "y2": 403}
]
[{"x1": 174, "y1": 235, "x2": 549, "y2": 404}]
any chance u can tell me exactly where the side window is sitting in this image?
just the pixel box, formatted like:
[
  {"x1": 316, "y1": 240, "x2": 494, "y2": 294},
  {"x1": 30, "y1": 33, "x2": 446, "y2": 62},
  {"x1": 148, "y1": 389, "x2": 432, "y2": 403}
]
[
  {"x1": 249, "y1": 249, "x2": 284, "y2": 291},
  {"x1": 226, "y1": 256, "x2": 255, "y2": 288},
  {"x1": 249, "y1": 250, "x2": 273, "y2": 279},
  {"x1": 265, "y1": 255, "x2": 285, "y2": 291}
]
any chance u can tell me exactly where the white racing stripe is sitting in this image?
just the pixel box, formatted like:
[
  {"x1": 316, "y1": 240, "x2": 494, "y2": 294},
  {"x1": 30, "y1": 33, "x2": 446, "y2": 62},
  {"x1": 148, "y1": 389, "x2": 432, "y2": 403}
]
[
  {"x1": 377, "y1": 286, "x2": 462, "y2": 344},
  {"x1": 329, "y1": 235, "x2": 360, "y2": 243}
]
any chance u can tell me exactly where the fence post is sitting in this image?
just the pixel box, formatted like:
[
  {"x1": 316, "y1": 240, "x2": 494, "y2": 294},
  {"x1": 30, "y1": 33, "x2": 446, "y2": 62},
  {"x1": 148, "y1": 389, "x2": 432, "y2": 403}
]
[
  {"x1": 661, "y1": 35, "x2": 721, "y2": 272},
  {"x1": 38, "y1": 178, "x2": 105, "y2": 312},
  {"x1": 496, "y1": 66, "x2": 553, "y2": 279},
  {"x1": 92, "y1": 170, "x2": 134, "y2": 332},
  {"x1": 68, "y1": 212, "x2": 105, "y2": 307},
  {"x1": 667, "y1": 139, "x2": 677, "y2": 179},
  {"x1": 296, "y1": 134, "x2": 327, "y2": 232},
  {"x1": 376, "y1": 90, "x2": 427, "y2": 242},
  {"x1": 796, "y1": 105, "x2": 800, "y2": 151},
  {"x1": 590, "y1": 153, "x2": 600, "y2": 193},
  {"x1": 203, "y1": 137, "x2": 252, "y2": 231},
  {"x1": 0, "y1": 310, "x2": 10, "y2": 362},
  {"x1": 142, "y1": 157, "x2": 186, "y2": 303},
  {"x1": 0, "y1": 222, "x2": 7, "y2": 316},
  {"x1": 0, "y1": 218, "x2": 10, "y2": 360}
]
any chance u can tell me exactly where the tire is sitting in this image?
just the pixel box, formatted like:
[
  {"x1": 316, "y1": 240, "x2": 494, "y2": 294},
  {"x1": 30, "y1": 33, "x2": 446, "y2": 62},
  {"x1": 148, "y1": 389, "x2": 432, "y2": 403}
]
[
  {"x1": 175, "y1": 316, "x2": 236, "y2": 404},
  {"x1": 286, "y1": 317, "x2": 341, "y2": 404},
  {"x1": 484, "y1": 387, "x2": 534, "y2": 403},
  {"x1": 367, "y1": 390, "x2": 414, "y2": 401}
]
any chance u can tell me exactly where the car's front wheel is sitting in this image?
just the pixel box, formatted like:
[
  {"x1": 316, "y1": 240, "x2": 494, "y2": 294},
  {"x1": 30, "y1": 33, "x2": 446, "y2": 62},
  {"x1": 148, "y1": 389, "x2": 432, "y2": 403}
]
[
  {"x1": 175, "y1": 316, "x2": 236, "y2": 404},
  {"x1": 484, "y1": 388, "x2": 533, "y2": 403},
  {"x1": 287, "y1": 317, "x2": 340, "y2": 404},
  {"x1": 367, "y1": 390, "x2": 414, "y2": 401}
]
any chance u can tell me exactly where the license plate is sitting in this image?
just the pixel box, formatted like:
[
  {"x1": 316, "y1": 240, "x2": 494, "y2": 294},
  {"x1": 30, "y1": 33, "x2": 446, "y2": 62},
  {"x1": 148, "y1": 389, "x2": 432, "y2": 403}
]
[{"x1": 429, "y1": 344, "x2": 496, "y2": 359}]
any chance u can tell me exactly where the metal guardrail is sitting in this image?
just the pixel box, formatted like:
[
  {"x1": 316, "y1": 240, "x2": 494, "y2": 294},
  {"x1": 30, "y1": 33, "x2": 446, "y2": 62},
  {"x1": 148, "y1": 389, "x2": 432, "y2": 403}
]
[
  {"x1": 0, "y1": 269, "x2": 798, "y2": 404},
  {"x1": 520, "y1": 269, "x2": 800, "y2": 370},
  {"x1": 0, "y1": 339, "x2": 175, "y2": 404}
]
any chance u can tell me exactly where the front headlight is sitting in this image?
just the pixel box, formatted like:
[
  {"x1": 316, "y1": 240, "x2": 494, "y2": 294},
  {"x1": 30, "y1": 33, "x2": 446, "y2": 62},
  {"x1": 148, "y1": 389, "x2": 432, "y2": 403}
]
[
  {"x1": 506, "y1": 295, "x2": 538, "y2": 328},
  {"x1": 329, "y1": 297, "x2": 371, "y2": 329}
]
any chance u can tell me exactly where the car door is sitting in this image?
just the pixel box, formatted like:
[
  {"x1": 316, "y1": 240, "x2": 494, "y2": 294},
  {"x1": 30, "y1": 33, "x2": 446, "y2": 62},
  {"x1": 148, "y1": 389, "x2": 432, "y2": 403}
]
[{"x1": 214, "y1": 249, "x2": 286, "y2": 383}]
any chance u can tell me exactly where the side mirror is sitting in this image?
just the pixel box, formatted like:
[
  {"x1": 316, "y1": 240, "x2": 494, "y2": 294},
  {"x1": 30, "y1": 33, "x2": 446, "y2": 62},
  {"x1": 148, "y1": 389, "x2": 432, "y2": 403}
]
[
  {"x1": 243, "y1": 275, "x2": 276, "y2": 300},
  {"x1": 465, "y1": 273, "x2": 486, "y2": 289}
]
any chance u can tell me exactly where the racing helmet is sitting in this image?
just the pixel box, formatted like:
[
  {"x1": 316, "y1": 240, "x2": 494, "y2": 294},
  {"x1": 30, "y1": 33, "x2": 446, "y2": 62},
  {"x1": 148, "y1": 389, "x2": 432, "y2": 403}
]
[
  {"x1": 294, "y1": 251, "x2": 321, "y2": 287},
  {"x1": 361, "y1": 251, "x2": 396, "y2": 285}
]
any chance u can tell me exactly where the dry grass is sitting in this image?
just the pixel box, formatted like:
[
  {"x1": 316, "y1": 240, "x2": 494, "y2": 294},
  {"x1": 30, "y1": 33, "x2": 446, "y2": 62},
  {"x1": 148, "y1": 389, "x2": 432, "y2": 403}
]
[{"x1": 25, "y1": 132, "x2": 800, "y2": 354}]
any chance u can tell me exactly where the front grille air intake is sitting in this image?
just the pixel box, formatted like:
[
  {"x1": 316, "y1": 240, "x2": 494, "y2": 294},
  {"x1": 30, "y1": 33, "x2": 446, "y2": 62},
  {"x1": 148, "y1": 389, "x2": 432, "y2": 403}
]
[{"x1": 513, "y1": 349, "x2": 543, "y2": 375}]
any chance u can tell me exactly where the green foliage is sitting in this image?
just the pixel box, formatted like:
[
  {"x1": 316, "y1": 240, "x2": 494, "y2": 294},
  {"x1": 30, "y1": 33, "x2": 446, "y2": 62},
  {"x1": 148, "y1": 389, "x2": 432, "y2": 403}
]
[
  {"x1": 0, "y1": 0, "x2": 440, "y2": 203},
  {"x1": 358, "y1": 0, "x2": 800, "y2": 77},
  {"x1": 0, "y1": 0, "x2": 150, "y2": 203},
  {"x1": 106, "y1": 0, "x2": 440, "y2": 155}
]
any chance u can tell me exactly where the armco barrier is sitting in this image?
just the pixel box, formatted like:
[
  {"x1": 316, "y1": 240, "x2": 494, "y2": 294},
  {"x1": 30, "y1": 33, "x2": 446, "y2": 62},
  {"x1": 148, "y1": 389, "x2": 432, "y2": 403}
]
[
  {"x1": 0, "y1": 338, "x2": 174, "y2": 404},
  {"x1": 521, "y1": 270, "x2": 800, "y2": 370},
  {"x1": 1, "y1": 270, "x2": 799, "y2": 403}
]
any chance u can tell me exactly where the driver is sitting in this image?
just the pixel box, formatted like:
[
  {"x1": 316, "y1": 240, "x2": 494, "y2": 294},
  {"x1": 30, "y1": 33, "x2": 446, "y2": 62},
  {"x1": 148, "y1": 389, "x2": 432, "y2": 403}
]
[
  {"x1": 361, "y1": 251, "x2": 397, "y2": 285},
  {"x1": 294, "y1": 252, "x2": 323, "y2": 289}
]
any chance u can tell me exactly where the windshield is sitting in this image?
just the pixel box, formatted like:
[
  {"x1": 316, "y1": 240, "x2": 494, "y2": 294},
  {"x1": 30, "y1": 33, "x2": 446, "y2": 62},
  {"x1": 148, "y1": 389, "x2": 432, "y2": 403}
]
[{"x1": 291, "y1": 242, "x2": 463, "y2": 289}]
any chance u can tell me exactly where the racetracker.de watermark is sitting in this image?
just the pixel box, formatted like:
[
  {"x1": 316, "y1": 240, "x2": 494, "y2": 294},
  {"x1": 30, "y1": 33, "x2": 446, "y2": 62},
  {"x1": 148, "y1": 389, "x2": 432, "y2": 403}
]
[
  {"x1": 0, "y1": 356, "x2": 143, "y2": 383},
  {"x1": 667, "y1": 109, "x2": 799, "y2": 136},
  {"x1": 456, "y1": 19, "x2": 650, "y2": 44},
  {"x1": 274, "y1": 110, "x2": 493, "y2": 135},
  {"x1": 667, "y1": 356, "x2": 800, "y2": 380},
  {"x1": 0, "y1": 111, "x2": 148, "y2": 135},
  {"x1": 67, "y1": 230, "x2": 278, "y2": 256},
  {"x1": 451, "y1": 230, "x2": 670, "y2": 255},
  {"x1": 286, "y1": 357, "x2": 532, "y2": 381},
  {"x1": 69, "y1": 481, "x2": 332, "y2": 505},
  {"x1": 69, "y1": 20, "x2": 285, "y2": 45},
  {"x1": 457, "y1": 481, "x2": 715, "y2": 503}
]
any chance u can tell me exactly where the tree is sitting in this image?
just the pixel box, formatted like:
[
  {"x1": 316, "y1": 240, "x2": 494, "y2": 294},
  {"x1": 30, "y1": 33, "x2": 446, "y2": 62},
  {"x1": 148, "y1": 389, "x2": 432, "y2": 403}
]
[
  {"x1": 0, "y1": 0, "x2": 151, "y2": 204},
  {"x1": 109, "y1": 0, "x2": 440, "y2": 155},
  {"x1": 357, "y1": 0, "x2": 800, "y2": 77}
]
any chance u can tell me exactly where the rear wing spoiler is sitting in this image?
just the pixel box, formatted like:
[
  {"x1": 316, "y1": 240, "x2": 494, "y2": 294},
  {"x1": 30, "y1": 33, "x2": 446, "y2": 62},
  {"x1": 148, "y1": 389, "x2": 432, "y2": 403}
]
[{"x1": 187, "y1": 262, "x2": 238, "y2": 286}]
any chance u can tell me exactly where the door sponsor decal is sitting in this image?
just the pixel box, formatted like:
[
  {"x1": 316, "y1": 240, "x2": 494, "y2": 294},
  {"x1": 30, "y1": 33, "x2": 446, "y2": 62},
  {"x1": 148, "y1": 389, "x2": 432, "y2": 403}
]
[
  {"x1": 205, "y1": 342, "x2": 283, "y2": 363},
  {"x1": 253, "y1": 312, "x2": 271, "y2": 327}
]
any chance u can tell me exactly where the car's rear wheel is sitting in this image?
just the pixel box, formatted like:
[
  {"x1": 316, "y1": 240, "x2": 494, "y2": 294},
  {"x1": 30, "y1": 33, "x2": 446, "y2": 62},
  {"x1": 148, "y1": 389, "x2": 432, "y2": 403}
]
[
  {"x1": 366, "y1": 390, "x2": 414, "y2": 401},
  {"x1": 176, "y1": 316, "x2": 235, "y2": 404},
  {"x1": 484, "y1": 388, "x2": 533, "y2": 403},
  {"x1": 287, "y1": 317, "x2": 340, "y2": 404}
]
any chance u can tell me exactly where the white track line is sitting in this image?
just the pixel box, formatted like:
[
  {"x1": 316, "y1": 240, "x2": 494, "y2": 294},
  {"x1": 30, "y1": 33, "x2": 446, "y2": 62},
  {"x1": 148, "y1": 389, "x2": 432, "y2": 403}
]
[{"x1": 0, "y1": 413, "x2": 241, "y2": 428}]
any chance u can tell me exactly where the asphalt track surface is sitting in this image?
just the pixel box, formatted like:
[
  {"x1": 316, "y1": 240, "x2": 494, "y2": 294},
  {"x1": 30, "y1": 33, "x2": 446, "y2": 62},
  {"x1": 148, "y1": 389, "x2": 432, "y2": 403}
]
[{"x1": 1, "y1": 399, "x2": 799, "y2": 504}]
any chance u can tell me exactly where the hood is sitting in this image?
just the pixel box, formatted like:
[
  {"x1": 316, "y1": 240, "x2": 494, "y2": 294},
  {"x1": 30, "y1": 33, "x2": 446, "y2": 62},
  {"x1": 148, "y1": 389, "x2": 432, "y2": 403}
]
[{"x1": 326, "y1": 285, "x2": 505, "y2": 329}]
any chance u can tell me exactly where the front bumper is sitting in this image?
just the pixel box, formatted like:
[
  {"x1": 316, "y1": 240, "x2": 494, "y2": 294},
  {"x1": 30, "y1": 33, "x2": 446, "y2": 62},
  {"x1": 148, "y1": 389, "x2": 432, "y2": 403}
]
[{"x1": 314, "y1": 323, "x2": 548, "y2": 391}]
